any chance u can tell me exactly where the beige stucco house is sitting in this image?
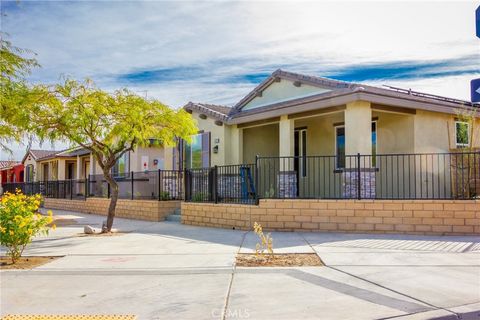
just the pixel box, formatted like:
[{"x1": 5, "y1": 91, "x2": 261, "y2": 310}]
[
  {"x1": 183, "y1": 70, "x2": 479, "y2": 166},
  {"x1": 22, "y1": 145, "x2": 169, "y2": 182},
  {"x1": 181, "y1": 69, "x2": 479, "y2": 199}
]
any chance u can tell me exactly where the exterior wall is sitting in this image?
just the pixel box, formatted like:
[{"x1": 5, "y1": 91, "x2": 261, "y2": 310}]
[
  {"x1": 242, "y1": 123, "x2": 279, "y2": 164},
  {"x1": 374, "y1": 111, "x2": 415, "y2": 154},
  {"x1": 243, "y1": 79, "x2": 330, "y2": 110},
  {"x1": 130, "y1": 146, "x2": 165, "y2": 171},
  {"x1": 23, "y1": 156, "x2": 38, "y2": 182},
  {"x1": 44, "y1": 197, "x2": 180, "y2": 221},
  {"x1": 181, "y1": 199, "x2": 479, "y2": 235},
  {"x1": 414, "y1": 110, "x2": 480, "y2": 153},
  {"x1": 190, "y1": 111, "x2": 231, "y2": 166},
  {"x1": 295, "y1": 112, "x2": 344, "y2": 155}
]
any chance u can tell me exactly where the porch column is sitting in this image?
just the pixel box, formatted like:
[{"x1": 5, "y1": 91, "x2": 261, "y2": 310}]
[
  {"x1": 89, "y1": 153, "x2": 95, "y2": 176},
  {"x1": 230, "y1": 125, "x2": 243, "y2": 164},
  {"x1": 76, "y1": 155, "x2": 81, "y2": 180},
  {"x1": 344, "y1": 100, "x2": 374, "y2": 199},
  {"x1": 345, "y1": 101, "x2": 372, "y2": 156},
  {"x1": 57, "y1": 159, "x2": 66, "y2": 180},
  {"x1": 278, "y1": 115, "x2": 296, "y2": 197},
  {"x1": 279, "y1": 115, "x2": 294, "y2": 159}
]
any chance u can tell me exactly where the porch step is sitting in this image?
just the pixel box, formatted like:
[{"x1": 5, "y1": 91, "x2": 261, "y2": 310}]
[{"x1": 165, "y1": 208, "x2": 181, "y2": 222}]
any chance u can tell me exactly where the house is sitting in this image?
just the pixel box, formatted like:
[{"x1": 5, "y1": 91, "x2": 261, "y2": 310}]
[
  {"x1": 0, "y1": 161, "x2": 24, "y2": 193},
  {"x1": 21, "y1": 145, "x2": 170, "y2": 182},
  {"x1": 182, "y1": 69, "x2": 480, "y2": 199}
]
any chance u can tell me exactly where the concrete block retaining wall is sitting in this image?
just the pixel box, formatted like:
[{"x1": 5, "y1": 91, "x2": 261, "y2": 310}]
[
  {"x1": 181, "y1": 199, "x2": 480, "y2": 235},
  {"x1": 44, "y1": 198, "x2": 180, "y2": 221}
]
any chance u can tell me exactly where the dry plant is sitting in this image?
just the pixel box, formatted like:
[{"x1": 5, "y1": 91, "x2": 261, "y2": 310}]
[{"x1": 253, "y1": 222, "x2": 274, "y2": 258}]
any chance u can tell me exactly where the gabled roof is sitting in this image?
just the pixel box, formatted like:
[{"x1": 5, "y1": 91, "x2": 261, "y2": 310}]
[
  {"x1": 184, "y1": 102, "x2": 232, "y2": 121},
  {"x1": 227, "y1": 69, "x2": 479, "y2": 123},
  {"x1": 56, "y1": 147, "x2": 91, "y2": 158},
  {"x1": 232, "y1": 69, "x2": 355, "y2": 113},
  {"x1": 0, "y1": 160, "x2": 21, "y2": 170},
  {"x1": 22, "y1": 149, "x2": 58, "y2": 163}
]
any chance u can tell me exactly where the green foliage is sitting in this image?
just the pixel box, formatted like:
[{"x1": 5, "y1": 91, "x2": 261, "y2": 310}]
[
  {"x1": 28, "y1": 79, "x2": 197, "y2": 169},
  {"x1": 0, "y1": 190, "x2": 54, "y2": 263},
  {"x1": 191, "y1": 192, "x2": 207, "y2": 202},
  {"x1": 0, "y1": 36, "x2": 39, "y2": 152},
  {"x1": 159, "y1": 191, "x2": 171, "y2": 200},
  {"x1": 264, "y1": 184, "x2": 276, "y2": 198},
  {"x1": 25, "y1": 78, "x2": 197, "y2": 231}
]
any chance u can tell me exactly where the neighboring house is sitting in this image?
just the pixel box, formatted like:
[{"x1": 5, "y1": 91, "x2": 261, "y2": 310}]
[
  {"x1": 0, "y1": 161, "x2": 24, "y2": 193},
  {"x1": 20, "y1": 145, "x2": 169, "y2": 182}
]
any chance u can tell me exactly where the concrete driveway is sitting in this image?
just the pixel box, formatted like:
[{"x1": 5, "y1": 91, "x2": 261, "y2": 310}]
[{"x1": 1, "y1": 209, "x2": 479, "y2": 320}]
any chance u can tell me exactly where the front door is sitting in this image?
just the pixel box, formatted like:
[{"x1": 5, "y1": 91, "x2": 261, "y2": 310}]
[
  {"x1": 294, "y1": 128, "x2": 307, "y2": 196},
  {"x1": 43, "y1": 164, "x2": 49, "y2": 181}
]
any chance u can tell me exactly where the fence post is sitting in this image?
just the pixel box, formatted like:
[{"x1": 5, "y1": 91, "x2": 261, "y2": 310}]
[
  {"x1": 357, "y1": 153, "x2": 361, "y2": 200},
  {"x1": 85, "y1": 177, "x2": 88, "y2": 200},
  {"x1": 214, "y1": 165, "x2": 218, "y2": 204},
  {"x1": 158, "y1": 169, "x2": 162, "y2": 201},
  {"x1": 255, "y1": 155, "x2": 259, "y2": 205},
  {"x1": 107, "y1": 178, "x2": 111, "y2": 199},
  {"x1": 131, "y1": 171, "x2": 134, "y2": 200},
  {"x1": 184, "y1": 169, "x2": 190, "y2": 201},
  {"x1": 70, "y1": 179, "x2": 73, "y2": 200},
  {"x1": 56, "y1": 180, "x2": 59, "y2": 198}
]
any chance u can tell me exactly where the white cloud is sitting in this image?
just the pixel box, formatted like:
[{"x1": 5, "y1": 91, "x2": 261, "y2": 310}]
[{"x1": 1, "y1": 0, "x2": 479, "y2": 160}]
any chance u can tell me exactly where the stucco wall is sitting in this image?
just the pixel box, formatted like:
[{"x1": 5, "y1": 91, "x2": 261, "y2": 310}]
[
  {"x1": 23, "y1": 156, "x2": 37, "y2": 182},
  {"x1": 181, "y1": 199, "x2": 479, "y2": 235},
  {"x1": 242, "y1": 123, "x2": 279, "y2": 164},
  {"x1": 130, "y1": 146, "x2": 165, "y2": 171},
  {"x1": 414, "y1": 110, "x2": 480, "y2": 153},
  {"x1": 44, "y1": 197, "x2": 180, "y2": 221},
  {"x1": 243, "y1": 79, "x2": 330, "y2": 110},
  {"x1": 190, "y1": 111, "x2": 231, "y2": 166}
]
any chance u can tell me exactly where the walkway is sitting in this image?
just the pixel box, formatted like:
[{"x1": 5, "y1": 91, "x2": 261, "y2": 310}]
[{"x1": 1, "y1": 209, "x2": 479, "y2": 320}]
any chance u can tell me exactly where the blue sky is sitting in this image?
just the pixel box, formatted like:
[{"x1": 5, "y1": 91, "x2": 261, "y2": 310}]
[{"x1": 1, "y1": 0, "x2": 479, "y2": 160}]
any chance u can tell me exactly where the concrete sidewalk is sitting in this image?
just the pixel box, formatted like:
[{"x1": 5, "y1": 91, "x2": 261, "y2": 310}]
[{"x1": 1, "y1": 209, "x2": 479, "y2": 320}]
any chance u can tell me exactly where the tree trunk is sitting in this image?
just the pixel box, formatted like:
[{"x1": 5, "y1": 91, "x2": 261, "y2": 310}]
[{"x1": 103, "y1": 173, "x2": 118, "y2": 232}]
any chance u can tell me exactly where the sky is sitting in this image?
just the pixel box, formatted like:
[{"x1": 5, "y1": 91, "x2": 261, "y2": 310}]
[{"x1": 1, "y1": 0, "x2": 479, "y2": 160}]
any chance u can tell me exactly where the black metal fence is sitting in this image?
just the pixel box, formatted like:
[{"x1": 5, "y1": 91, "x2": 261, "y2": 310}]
[
  {"x1": 184, "y1": 164, "x2": 256, "y2": 204},
  {"x1": 2, "y1": 170, "x2": 184, "y2": 201},
  {"x1": 2, "y1": 152, "x2": 479, "y2": 203},
  {"x1": 256, "y1": 152, "x2": 480, "y2": 200}
]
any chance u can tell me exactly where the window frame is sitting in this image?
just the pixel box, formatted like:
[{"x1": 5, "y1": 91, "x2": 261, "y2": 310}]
[
  {"x1": 334, "y1": 125, "x2": 345, "y2": 169},
  {"x1": 334, "y1": 121, "x2": 378, "y2": 169},
  {"x1": 455, "y1": 121, "x2": 470, "y2": 148}
]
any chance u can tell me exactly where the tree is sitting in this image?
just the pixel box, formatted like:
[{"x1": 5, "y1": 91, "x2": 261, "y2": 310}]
[
  {"x1": 456, "y1": 106, "x2": 479, "y2": 198},
  {"x1": 28, "y1": 79, "x2": 197, "y2": 231},
  {"x1": 0, "y1": 36, "x2": 39, "y2": 152}
]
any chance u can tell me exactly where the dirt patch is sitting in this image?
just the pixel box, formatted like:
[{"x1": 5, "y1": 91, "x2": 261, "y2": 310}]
[
  {"x1": 0, "y1": 256, "x2": 61, "y2": 269},
  {"x1": 236, "y1": 253, "x2": 323, "y2": 267}
]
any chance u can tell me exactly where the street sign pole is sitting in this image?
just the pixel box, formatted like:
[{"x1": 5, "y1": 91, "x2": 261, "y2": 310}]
[{"x1": 471, "y1": 6, "x2": 479, "y2": 103}]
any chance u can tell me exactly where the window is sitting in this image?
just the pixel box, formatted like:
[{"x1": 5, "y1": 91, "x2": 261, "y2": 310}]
[
  {"x1": 335, "y1": 126, "x2": 345, "y2": 168},
  {"x1": 335, "y1": 121, "x2": 377, "y2": 168},
  {"x1": 185, "y1": 132, "x2": 210, "y2": 169},
  {"x1": 372, "y1": 121, "x2": 377, "y2": 167},
  {"x1": 113, "y1": 153, "x2": 129, "y2": 176},
  {"x1": 455, "y1": 121, "x2": 470, "y2": 148},
  {"x1": 294, "y1": 128, "x2": 307, "y2": 177},
  {"x1": 25, "y1": 165, "x2": 34, "y2": 182}
]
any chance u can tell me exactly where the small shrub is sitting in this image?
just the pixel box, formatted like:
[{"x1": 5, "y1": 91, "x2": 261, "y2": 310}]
[
  {"x1": 159, "y1": 191, "x2": 170, "y2": 200},
  {"x1": 0, "y1": 190, "x2": 54, "y2": 263},
  {"x1": 264, "y1": 185, "x2": 276, "y2": 198},
  {"x1": 192, "y1": 192, "x2": 207, "y2": 202},
  {"x1": 253, "y1": 222, "x2": 274, "y2": 258}
]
